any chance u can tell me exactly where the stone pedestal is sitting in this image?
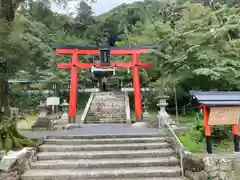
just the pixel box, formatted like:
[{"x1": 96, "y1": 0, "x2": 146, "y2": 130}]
[
  {"x1": 132, "y1": 112, "x2": 149, "y2": 128},
  {"x1": 56, "y1": 100, "x2": 69, "y2": 125},
  {"x1": 156, "y1": 95, "x2": 172, "y2": 127},
  {"x1": 31, "y1": 101, "x2": 51, "y2": 130},
  {"x1": 143, "y1": 111, "x2": 150, "y2": 121},
  {"x1": 132, "y1": 121, "x2": 148, "y2": 128},
  {"x1": 132, "y1": 98, "x2": 149, "y2": 128},
  {"x1": 142, "y1": 99, "x2": 150, "y2": 122}
]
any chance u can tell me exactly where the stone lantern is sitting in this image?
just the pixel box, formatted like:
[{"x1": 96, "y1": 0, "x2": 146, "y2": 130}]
[
  {"x1": 156, "y1": 95, "x2": 172, "y2": 127},
  {"x1": 142, "y1": 97, "x2": 150, "y2": 121},
  {"x1": 37, "y1": 101, "x2": 48, "y2": 118},
  {"x1": 60, "y1": 100, "x2": 69, "y2": 119},
  {"x1": 31, "y1": 100, "x2": 51, "y2": 129}
]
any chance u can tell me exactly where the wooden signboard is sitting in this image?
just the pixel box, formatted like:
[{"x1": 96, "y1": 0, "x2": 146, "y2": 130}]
[{"x1": 209, "y1": 107, "x2": 240, "y2": 125}]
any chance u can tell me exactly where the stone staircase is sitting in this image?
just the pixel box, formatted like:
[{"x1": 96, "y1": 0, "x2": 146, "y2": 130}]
[
  {"x1": 22, "y1": 134, "x2": 184, "y2": 180},
  {"x1": 84, "y1": 92, "x2": 128, "y2": 124}
]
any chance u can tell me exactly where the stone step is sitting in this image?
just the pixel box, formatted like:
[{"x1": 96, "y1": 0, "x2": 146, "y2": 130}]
[
  {"x1": 22, "y1": 166, "x2": 181, "y2": 180},
  {"x1": 94, "y1": 94, "x2": 125, "y2": 97},
  {"x1": 94, "y1": 119, "x2": 126, "y2": 122},
  {"x1": 84, "y1": 121, "x2": 127, "y2": 124},
  {"x1": 31, "y1": 157, "x2": 179, "y2": 169},
  {"x1": 88, "y1": 110, "x2": 125, "y2": 113},
  {"x1": 94, "y1": 94, "x2": 124, "y2": 96},
  {"x1": 92, "y1": 101, "x2": 125, "y2": 104},
  {"x1": 44, "y1": 137, "x2": 166, "y2": 145},
  {"x1": 39, "y1": 142, "x2": 169, "y2": 152},
  {"x1": 46, "y1": 134, "x2": 163, "y2": 139},
  {"x1": 92, "y1": 101, "x2": 125, "y2": 103},
  {"x1": 84, "y1": 122, "x2": 127, "y2": 124},
  {"x1": 85, "y1": 116, "x2": 125, "y2": 119},
  {"x1": 84, "y1": 118, "x2": 126, "y2": 121},
  {"x1": 90, "y1": 106, "x2": 125, "y2": 108},
  {"x1": 93, "y1": 99, "x2": 125, "y2": 101},
  {"x1": 63, "y1": 178, "x2": 184, "y2": 180},
  {"x1": 37, "y1": 149, "x2": 174, "y2": 160},
  {"x1": 94, "y1": 97, "x2": 125, "y2": 99},
  {"x1": 87, "y1": 112, "x2": 126, "y2": 118},
  {"x1": 88, "y1": 109, "x2": 125, "y2": 112},
  {"x1": 86, "y1": 113, "x2": 125, "y2": 115},
  {"x1": 87, "y1": 110, "x2": 125, "y2": 113},
  {"x1": 86, "y1": 114, "x2": 125, "y2": 117},
  {"x1": 85, "y1": 116, "x2": 125, "y2": 118},
  {"x1": 87, "y1": 111, "x2": 125, "y2": 114}
]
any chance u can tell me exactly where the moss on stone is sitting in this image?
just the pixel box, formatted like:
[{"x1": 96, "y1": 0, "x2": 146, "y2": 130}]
[{"x1": 0, "y1": 120, "x2": 38, "y2": 151}]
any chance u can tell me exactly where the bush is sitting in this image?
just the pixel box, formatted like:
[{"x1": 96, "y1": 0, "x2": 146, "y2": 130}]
[{"x1": 10, "y1": 91, "x2": 41, "y2": 111}]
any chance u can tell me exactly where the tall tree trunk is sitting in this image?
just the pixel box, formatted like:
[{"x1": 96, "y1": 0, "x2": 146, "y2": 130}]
[
  {"x1": 0, "y1": 77, "x2": 10, "y2": 120},
  {"x1": 0, "y1": 0, "x2": 15, "y2": 120},
  {"x1": 0, "y1": 0, "x2": 15, "y2": 22}
]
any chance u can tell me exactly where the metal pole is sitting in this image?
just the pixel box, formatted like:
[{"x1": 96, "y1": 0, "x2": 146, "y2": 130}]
[{"x1": 174, "y1": 84, "x2": 179, "y2": 125}]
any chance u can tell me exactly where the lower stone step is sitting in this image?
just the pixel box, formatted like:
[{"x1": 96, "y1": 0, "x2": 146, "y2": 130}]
[
  {"x1": 37, "y1": 149, "x2": 174, "y2": 160},
  {"x1": 79, "y1": 178, "x2": 185, "y2": 180},
  {"x1": 46, "y1": 134, "x2": 163, "y2": 139},
  {"x1": 22, "y1": 166, "x2": 181, "y2": 180},
  {"x1": 31, "y1": 157, "x2": 179, "y2": 169},
  {"x1": 39, "y1": 142, "x2": 169, "y2": 152},
  {"x1": 83, "y1": 178, "x2": 184, "y2": 180},
  {"x1": 44, "y1": 137, "x2": 166, "y2": 145}
]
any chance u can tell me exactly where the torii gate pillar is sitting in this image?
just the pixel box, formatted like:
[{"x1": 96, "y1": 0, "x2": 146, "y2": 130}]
[
  {"x1": 68, "y1": 53, "x2": 78, "y2": 123},
  {"x1": 132, "y1": 53, "x2": 142, "y2": 121}
]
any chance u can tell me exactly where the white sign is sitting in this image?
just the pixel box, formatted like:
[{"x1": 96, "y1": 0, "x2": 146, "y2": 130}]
[
  {"x1": 121, "y1": 87, "x2": 153, "y2": 92},
  {"x1": 47, "y1": 97, "x2": 60, "y2": 106},
  {"x1": 91, "y1": 67, "x2": 114, "y2": 72}
]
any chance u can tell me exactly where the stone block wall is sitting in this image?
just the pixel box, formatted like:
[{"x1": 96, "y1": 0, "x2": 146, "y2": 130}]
[
  {"x1": 184, "y1": 153, "x2": 240, "y2": 180},
  {"x1": 0, "y1": 147, "x2": 37, "y2": 180}
]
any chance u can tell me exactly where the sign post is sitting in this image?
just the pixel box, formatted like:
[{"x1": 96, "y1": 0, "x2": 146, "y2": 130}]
[{"x1": 190, "y1": 91, "x2": 240, "y2": 154}]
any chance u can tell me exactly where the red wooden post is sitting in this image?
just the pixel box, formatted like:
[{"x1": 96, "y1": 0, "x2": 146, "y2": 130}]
[
  {"x1": 232, "y1": 124, "x2": 238, "y2": 135},
  {"x1": 68, "y1": 53, "x2": 78, "y2": 123},
  {"x1": 232, "y1": 123, "x2": 239, "y2": 152},
  {"x1": 132, "y1": 53, "x2": 142, "y2": 121},
  {"x1": 203, "y1": 104, "x2": 212, "y2": 154}
]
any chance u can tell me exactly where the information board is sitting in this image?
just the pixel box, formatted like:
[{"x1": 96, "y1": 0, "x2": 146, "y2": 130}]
[{"x1": 209, "y1": 107, "x2": 240, "y2": 125}]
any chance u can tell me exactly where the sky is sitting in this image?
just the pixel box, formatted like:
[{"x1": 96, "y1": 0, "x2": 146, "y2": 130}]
[
  {"x1": 52, "y1": 0, "x2": 141, "y2": 16},
  {"x1": 92, "y1": 0, "x2": 140, "y2": 15}
]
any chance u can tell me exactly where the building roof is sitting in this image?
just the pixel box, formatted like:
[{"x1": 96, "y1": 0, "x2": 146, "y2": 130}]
[
  {"x1": 52, "y1": 44, "x2": 158, "y2": 50},
  {"x1": 8, "y1": 79, "x2": 48, "y2": 83},
  {"x1": 8, "y1": 79, "x2": 64, "y2": 83},
  {"x1": 190, "y1": 91, "x2": 240, "y2": 106}
]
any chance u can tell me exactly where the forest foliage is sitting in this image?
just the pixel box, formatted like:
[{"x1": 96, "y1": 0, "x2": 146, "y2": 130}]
[
  {"x1": 1, "y1": 0, "x2": 240, "y2": 108},
  {"x1": 0, "y1": 0, "x2": 240, "y2": 152}
]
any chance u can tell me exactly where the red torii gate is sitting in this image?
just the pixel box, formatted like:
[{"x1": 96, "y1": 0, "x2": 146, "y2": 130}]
[{"x1": 53, "y1": 45, "x2": 154, "y2": 122}]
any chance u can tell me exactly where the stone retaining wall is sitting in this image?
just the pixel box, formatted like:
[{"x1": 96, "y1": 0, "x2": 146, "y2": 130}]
[
  {"x1": 0, "y1": 147, "x2": 37, "y2": 180},
  {"x1": 184, "y1": 153, "x2": 240, "y2": 180}
]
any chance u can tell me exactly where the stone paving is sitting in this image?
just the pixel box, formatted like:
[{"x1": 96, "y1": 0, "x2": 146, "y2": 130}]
[{"x1": 23, "y1": 124, "x2": 161, "y2": 139}]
